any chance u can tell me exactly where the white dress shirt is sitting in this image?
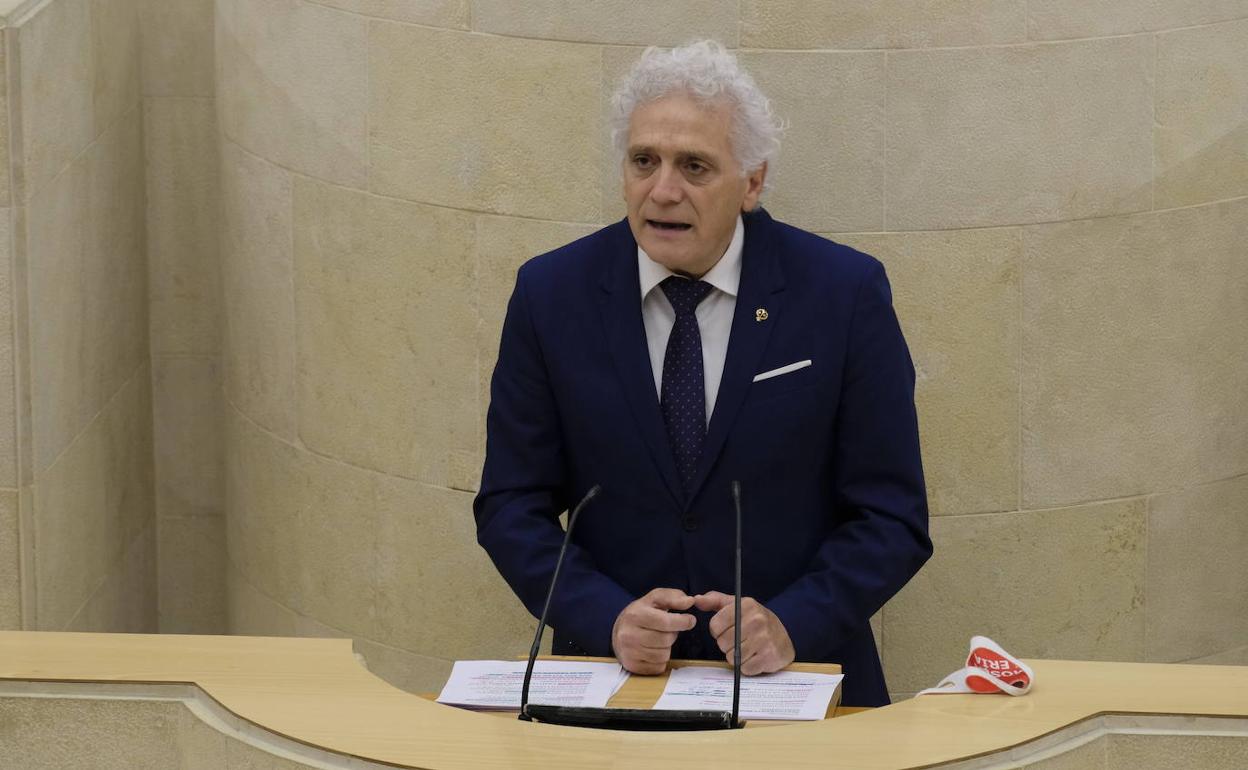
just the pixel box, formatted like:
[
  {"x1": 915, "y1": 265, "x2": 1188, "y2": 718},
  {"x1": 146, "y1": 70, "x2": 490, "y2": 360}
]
[{"x1": 638, "y1": 216, "x2": 743, "y2": 424}]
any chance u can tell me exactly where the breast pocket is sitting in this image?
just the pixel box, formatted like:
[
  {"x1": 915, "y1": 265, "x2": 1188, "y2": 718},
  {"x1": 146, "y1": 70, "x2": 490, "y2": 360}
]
[{"x1": 748, "y1": 358, "x2": 816, "y2": 402}]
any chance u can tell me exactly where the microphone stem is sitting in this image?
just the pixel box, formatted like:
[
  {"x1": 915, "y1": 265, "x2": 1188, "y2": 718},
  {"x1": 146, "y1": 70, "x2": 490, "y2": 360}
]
[
  {"x1": 731, "y1": 481, "x2": 742, "y2": 727},
  {"x1": 519, "y1": 485, "x2": 601, "y2": 718}
]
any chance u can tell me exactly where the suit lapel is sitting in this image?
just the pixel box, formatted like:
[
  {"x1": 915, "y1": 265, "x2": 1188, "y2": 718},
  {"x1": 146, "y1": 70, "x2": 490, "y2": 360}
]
[
  {"x1": 598, "y1": 224, "x2": 685, "y2": 508},
  {"x1": 687, "y1": 210, "x2": 786, "y2": 505}
]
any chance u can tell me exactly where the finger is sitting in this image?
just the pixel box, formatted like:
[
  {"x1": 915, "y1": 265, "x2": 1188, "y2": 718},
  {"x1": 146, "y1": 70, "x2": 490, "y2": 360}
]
[
  {"x1": 634, "y1": 606, "x2": 697, "y2": 633},
  {"x1": 692, "y1": 591, "x2": 733, "y2": 612},
  {"x1": 616, "y1": 624, "x2": 679, "y2": 651},
  {"x1": 708, "y1": 603, "x2": 737, "y2": 640},
  {"x1": 639, "y1": 644, "x2": 674, "y2": 666},
  {"x1": 740, "y1": 648, "x2": 770, "y2": 676},
  {"x1": 730, "y1": 600, "x2": 769, "y2": 636},
  {"x1": 645, "y1": 588, "x2": 695, "y2": 611},
  {"x1": 633, "y1": 628, "x2": 681, "y2": 650},
  {"x1": 622, "y1": 655, "x2": 668, "y2": 676},
  {"x1": 715, "y1": 625, "x2": 740, "y2": 655},
  {"x1": 629, "y1": 647, "x2": 671, "y2": 665},
  {"x1": 722, "y1": 635, "x2": 758, "y2": 667},
  {"x1": 739, "y1": 606, "x2": 767, "y2": 638},
  {"x1": 717, "y1": 620, "x2": 756, "y2": 657}
]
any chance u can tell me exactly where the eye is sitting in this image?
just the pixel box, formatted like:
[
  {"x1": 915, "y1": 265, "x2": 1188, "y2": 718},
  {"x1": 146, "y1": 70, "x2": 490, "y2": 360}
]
[
  {"x1": 684, "y1": 160, "x2": 708, "y2": 176},
  {"x1": 631, "y1": 154, "x2": 655, "y2": 171}
]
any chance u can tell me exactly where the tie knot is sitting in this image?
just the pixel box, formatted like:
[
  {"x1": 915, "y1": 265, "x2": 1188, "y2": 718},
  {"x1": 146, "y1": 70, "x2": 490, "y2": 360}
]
[{"x1": 660, "y1": 277, "x2": 713, "y2": 317}]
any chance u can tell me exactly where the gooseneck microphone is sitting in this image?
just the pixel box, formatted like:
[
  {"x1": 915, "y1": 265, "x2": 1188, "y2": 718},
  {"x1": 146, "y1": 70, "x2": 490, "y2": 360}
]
[
  {"x1": 518, "y1": 483, "x2": 746, "y2": 731},
  {"x1": 519, "y1": 483, "x2": 601, "y2": 716},
  {"x1": 731, "y1": 480, "x2": 743, "y2": 728}
]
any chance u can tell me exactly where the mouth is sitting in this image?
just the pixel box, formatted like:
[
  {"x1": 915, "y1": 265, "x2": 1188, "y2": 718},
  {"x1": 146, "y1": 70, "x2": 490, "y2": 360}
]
[{"x1": 646, "y1": 219, "x2": 693, "y2": 232}]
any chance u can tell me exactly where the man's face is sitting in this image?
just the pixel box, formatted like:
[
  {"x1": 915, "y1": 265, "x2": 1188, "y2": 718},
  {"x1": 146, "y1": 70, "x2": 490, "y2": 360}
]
[{"x1": 623, "y1": 93, "x2": 766, "y2": 277}]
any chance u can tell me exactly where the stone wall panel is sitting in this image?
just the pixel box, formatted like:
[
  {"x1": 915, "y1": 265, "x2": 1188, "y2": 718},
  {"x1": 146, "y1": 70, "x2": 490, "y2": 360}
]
[
  {"x1": 1109, "y1": 733, "x2": 1248, "y2": 770},
  {"x1": 0, "y1": 208, "x2": 15, "y2": 486},
  {"x1": 293, "y1": 178, "x2": 478, "y2": 488},
  {"x1": 224, "y1": 405, "x2": 303, "y2": 610},
  {"x1": 67, "y1": 523, "x2": 156, "y2": 632},
  {"x1": 741, "y1": 0, "x2": 1026, "y2": 49},
  {"x1": 152, "y1": 356, "x2": 223, "y2": 521},
  {"x1": 16, "y1": 0, "x2": 93, "y2": 200},
  {"x1": 0, "y1": 492, "x2": 18, "y2": 628},
  {"x1": 290, "y1": 450, "x2": 380, "y2": 639},
  {"x1": 139, "y1": 0, "x2": 216, "y2": 97},
  {"x1": 145, "y1": 98, "x2": 221, "y2": 356},
  {"x1": 474, "y1": 0, "x2": 738, "y2": 46},
  {"x1": 1155, "y1": 18, "x2": 1248, "y2": 209},
  {"x1": 742, "y1": 51, "x2": 886, "y2": 233},
  {"x1": 882, "y1": 500, "x2": 1146, "y2": 694},
  {"x1": 0, "y1": 39, "x2": 11, "y2": 207},
  {"x1": 1022, "y1": 199, "x2": 1248, "y2": 507},
  {"x1": 1027, "y1": 0, "x2": 1248, "y2": 40},
  {"x1": 217, "y1": 0, "x2": 368, "y2": 188},
  {"x1": 887, "y1": 36, "x2": 1154, "y2": 230},
  {"x1": 220, "y1": 141, "x2": 296, "y2": 440},
  {"x1": 836, "y1": 228, "x2": 1021, "y2": 515},
  {"x1": 83, "y1": 106, "x2": 149, "y2": 438},
  {"x1": 307, "y1": 0, "x2": 468, "y2": 27},
  {"x1": 27, "y1": 159, "x2": 89, "y2": 474},
  {"x1": 90, "y1": 0, "x2": 141, "y2": 134},
  {"x1": 369, "y1": 23, "x2": 602, "y2": 220},
  {"x1": 226, "y1": 563, "x2": 298, "y2": 637},
  {"x1": 373, "y1": 473, "x2": 534, "y2": 659},
  {"x1": 33, "y1": 369, "x2": 153, "y2": 630},
  {"x1": 1146, "y1": 475, "x2": 1248, "y2": 663},
  {"x1": 158, "y1": 514, "x2": 226, "y2": 634}
]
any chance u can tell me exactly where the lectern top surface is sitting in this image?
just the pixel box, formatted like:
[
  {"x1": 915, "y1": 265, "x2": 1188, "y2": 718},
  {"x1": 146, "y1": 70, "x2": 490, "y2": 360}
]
[{"x1": 2, "y1": 631, "x2": 1247, "y2": 770}]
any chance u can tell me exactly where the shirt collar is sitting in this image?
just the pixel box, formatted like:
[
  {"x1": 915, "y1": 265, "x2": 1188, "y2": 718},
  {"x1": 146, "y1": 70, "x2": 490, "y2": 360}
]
[{"x1": 638, "y1": 215, "x2": 744, "y2": 301}]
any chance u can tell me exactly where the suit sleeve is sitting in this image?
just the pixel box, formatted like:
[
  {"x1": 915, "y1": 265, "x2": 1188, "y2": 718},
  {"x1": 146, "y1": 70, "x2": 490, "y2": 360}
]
[
  {"x1": 765, "y1": 259, "x2": 932, "y2": 661},
  {"x1": 473, "y1": 265, "x2": 635, "y2": 655}
]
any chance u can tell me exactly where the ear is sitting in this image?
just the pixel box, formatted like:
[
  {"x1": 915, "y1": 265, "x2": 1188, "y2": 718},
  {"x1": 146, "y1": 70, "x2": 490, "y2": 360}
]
[{"x1": 741, "y1": 161, "x2": 767, "y2": 212}]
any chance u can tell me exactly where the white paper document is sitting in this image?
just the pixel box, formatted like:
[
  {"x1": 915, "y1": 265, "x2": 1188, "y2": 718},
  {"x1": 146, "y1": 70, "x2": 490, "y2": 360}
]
[
  {"x1": 436, "y1": 660, "x2": 628, "y2": 710},
  {"x1": 653, "y1": 666, "x2": 844, "y2": 721}
]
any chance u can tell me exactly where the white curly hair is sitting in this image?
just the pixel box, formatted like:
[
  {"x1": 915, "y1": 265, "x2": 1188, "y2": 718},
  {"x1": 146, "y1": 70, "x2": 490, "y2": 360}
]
[{"x1": 610, "y1": 40, "x2": 784, "y2": 185}]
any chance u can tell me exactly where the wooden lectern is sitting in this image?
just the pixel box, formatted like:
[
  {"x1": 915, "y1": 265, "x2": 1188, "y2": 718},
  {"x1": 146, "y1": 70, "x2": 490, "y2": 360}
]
[{"x1": 3, "y1": 631, "x2": 1248, "y2": 769}]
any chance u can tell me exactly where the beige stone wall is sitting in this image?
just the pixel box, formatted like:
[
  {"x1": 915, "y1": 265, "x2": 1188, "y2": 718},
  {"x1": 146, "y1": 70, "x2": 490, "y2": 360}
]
[
  {"x1": 141, "y1": 0, "x2": 225, "y2": 634},
  {"x1": 214, "y1": 3, "x2": 1248, "y2": 696},
  {"x1": 0, "y1": 13, "x2": 17, "y2": 629},
  {"x1": 1, "y1": 0, "x2": 154, "y2": 631}
]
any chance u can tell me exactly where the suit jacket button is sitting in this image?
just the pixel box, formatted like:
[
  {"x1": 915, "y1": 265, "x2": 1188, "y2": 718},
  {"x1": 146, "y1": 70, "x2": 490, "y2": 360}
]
[{"x1": 682, "y1": 516, "x2": 698, "y2": 532}]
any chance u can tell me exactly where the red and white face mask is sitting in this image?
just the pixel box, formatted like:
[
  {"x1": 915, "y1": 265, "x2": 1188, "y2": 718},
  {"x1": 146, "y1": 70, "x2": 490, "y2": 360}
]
[{"x1": 918, "y1": 636, "x2": 1034, "y2": 696}]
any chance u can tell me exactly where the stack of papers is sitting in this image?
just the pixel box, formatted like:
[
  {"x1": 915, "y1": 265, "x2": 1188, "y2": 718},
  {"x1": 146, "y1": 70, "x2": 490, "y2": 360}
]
[
  {"x1": 436, "y1": 660, "x2": 628, "y2": 710},
  {"x1": 654, "y1": 666, "x2": 844, "y2": 721}
]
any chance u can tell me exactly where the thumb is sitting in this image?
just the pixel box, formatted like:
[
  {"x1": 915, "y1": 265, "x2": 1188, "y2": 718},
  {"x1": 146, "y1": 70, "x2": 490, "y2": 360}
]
[{"x1": 692, "y1": 591, "x2": 734, "y2": 612}]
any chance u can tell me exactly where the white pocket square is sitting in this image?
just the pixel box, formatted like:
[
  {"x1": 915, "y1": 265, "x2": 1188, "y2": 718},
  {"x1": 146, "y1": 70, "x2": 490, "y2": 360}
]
[{"x1": 752, "y1": 359, "x2": 812, "y2": 383}]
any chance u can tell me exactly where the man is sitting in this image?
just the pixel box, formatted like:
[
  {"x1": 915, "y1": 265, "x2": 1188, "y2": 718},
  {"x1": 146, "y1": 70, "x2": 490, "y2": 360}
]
[{"x1": 473, "y1": 41, "x2": 930, "y2": 707}]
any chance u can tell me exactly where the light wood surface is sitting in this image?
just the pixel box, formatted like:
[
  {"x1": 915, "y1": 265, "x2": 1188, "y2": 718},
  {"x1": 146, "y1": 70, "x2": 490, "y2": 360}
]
[
  {"x1": 3, "y1": 631, "x2": 1248, "y2": 769},
  {"x1": 605, "y1": 657, "x2": 842, "y2": 721}
]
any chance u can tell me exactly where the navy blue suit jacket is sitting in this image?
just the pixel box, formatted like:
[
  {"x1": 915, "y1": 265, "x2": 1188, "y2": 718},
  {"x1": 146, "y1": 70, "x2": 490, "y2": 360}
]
[{"x1": 474, "y1": 208, "x2": 931, "y2": 706}]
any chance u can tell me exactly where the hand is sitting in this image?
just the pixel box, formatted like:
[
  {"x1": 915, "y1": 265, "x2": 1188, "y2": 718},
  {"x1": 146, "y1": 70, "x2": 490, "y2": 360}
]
[
  {"x1": 693, "y1": 591, "x2": 795, "y2": 675},
  {"x1": 611, "y1": 588, "x2": 697, "y2": 675}
]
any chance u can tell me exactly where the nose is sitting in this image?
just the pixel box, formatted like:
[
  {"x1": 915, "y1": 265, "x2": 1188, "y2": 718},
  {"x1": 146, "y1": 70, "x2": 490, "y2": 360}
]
[{"x1": 648, "y1": 164, "x2": 684, "y2": 205}]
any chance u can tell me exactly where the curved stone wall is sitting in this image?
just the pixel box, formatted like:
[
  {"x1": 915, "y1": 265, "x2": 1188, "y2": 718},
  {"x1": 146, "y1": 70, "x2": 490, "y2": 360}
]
[
  {"x1": 217, "y1": 2, "x2": 1248, "y2": 693},
  {"x1": 3, "y1": 0, "x2": 155, "y2": 635}
]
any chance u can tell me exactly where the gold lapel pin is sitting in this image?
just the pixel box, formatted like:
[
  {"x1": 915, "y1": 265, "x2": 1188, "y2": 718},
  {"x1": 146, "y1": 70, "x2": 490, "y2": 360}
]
[{"x1": 755, "y1": 308, "x2": 769, "y2": 322}]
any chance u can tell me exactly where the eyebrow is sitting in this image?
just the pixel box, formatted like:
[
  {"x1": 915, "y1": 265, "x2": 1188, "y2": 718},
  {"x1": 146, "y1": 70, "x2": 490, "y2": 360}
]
[{"x1": 627, "y1": 145, "x2": 717, "y2": 163}]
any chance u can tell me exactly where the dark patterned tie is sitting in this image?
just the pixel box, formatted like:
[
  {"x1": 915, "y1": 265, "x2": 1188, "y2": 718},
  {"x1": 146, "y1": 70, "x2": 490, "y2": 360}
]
[{"x1": 659, "y1": 276, "x2": 714, "y2": 494}]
